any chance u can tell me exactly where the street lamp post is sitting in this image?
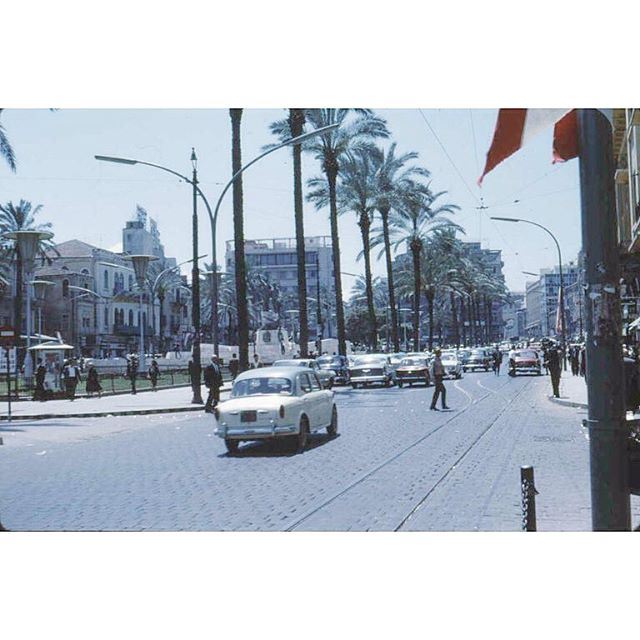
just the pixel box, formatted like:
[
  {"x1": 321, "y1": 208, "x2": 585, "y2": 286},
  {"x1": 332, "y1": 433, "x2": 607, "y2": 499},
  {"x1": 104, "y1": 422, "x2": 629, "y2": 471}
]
[
  {"x1": 127, "y1": 255, "x2": 158, "y2": 373},
  {"x1": 31, "y1": 280, "x2": 54, "y2": 340},
  {"x1": 95, "y1": 151, "x2": 207, "y2": 404},
  {"x1": 2, "y1": 230, "x2": 54, "y2": 387},
  {"x1": 492, "y1": 216, "x2": 567, "y2": 359}
]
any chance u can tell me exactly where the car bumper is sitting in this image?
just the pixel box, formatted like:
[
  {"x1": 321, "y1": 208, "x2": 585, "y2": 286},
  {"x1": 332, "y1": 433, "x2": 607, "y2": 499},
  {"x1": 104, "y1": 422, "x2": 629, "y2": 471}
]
[
  {"x1": 350, "y1": 375, "x2": 388, "y2": 384},
  {"x1": 464, "y1": 363, "x2": 487, "y2": 369},
  {"x1": 514, "y1": 366, "x2": 540, "y2": 373},
  {"x1": 396, "y1": 373, "x2": 428, "y2": 382},
  {"x1": 215, "y1": 422, "x2": 299, "y2": 440}
]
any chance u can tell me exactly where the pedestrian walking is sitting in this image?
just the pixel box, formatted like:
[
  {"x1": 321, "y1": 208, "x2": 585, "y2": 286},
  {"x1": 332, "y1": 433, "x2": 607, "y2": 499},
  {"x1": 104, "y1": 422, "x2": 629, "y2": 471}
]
[
  {"x1": 126, "y1": 355, "x2": 138, "y2": 395},
  {"x1": 547, "y1": 347, "x2": 562, "y2": 398},
  {"x1": 492, "y1": 348, "x2": 502, "y2": 376},
  {"x1": 148, "y1": 360, "x2": 160, "y2": 391},
  {"x1": 229, "y1": 353, "x2": 240, "y2": 380},
  {"x1": 63, "y1": 358, "x2": 81, "y2": 401},
  {"x1": 430, "y1": 349, "x2": 450, "y2": 411},
  {"x1": 85, "y1": 364, "x2": 102, "y2": 398},
  {"x1": 579, "y1": 345, "x2": 586, "y2": 377},
  {"x1": 204, "y1": 355, "x2": 223, "y2": 413},
  {"x1": 570, "y1": 346, "x2": 580, "y2": 376},
  {"x1": 33, "y1": 359, "x2": 47, "y2": 401}
]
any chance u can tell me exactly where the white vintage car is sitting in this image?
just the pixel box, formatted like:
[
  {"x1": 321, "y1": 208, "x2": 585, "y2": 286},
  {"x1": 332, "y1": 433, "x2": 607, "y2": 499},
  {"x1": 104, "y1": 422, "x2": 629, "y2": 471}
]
[{"x1": 214, "y1": 366, "x2": 337, "y2": 455}]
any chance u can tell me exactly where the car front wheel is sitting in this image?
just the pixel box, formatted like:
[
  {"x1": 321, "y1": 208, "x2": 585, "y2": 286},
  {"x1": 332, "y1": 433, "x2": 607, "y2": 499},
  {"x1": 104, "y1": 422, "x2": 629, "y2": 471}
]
[{"x1": 327, "y1": 406, "x2": 338, "y2": 437}]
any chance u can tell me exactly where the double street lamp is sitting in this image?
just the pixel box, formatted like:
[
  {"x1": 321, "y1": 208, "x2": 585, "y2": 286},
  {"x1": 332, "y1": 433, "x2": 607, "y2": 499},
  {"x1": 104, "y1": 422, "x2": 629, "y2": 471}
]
[{"x1": 127, "y1": 255, "x2": 158, "y2": 372}]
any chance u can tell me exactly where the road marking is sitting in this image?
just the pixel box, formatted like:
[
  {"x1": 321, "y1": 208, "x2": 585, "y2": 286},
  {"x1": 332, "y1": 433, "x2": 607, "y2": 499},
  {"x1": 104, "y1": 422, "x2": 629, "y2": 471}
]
[
  {"x1": 476, "y1": 379, "x2": 496, "y2": 394},
  {"x1": 35, "y1": 450, "x2": 47, "y2": 456},
  {"x1": 454, "y1": 380, "x2": 475, "y2": 403}
]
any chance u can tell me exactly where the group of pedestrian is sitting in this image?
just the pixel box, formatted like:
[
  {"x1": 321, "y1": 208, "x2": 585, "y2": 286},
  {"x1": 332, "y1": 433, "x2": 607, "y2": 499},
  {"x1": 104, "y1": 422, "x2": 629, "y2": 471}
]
[{"x1": 568, "y1": 344, "x2": 586, "y2": 377}]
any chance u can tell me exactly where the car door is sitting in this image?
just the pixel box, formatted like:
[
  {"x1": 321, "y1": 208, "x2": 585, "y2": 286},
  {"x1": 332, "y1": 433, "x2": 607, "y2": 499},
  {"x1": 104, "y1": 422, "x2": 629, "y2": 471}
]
[
  {"x1": 309, "y1": 371, "x2": 330, "y2": 426},
  {"x1": 297, "y1": 372, "x2": 315, "y2": 426}
]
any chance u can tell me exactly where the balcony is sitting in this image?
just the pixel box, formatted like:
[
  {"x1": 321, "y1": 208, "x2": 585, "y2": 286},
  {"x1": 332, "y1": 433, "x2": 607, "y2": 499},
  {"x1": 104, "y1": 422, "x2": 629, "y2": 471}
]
[{"x1": 113, "y1": 323, "x2": 155, "y2": 336}]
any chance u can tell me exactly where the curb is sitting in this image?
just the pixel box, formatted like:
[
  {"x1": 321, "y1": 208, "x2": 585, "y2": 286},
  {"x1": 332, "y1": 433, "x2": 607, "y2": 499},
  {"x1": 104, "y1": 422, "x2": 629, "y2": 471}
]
[
  {"x1": 0, "y1": 386, "x2": 233, "y2": 422},
  {"x1": 0, "y1": 405, "x2": 210, "y2": 421},
  {"x1": 548, "y1": 395, "x2": 588, "y2": 409}
]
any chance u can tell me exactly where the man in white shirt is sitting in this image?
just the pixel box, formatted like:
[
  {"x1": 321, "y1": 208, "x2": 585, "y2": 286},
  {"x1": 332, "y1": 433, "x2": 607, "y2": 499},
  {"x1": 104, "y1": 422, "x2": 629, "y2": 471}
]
[{"x1": 430, "y1": 349, "x2": 450, "y2": 411}]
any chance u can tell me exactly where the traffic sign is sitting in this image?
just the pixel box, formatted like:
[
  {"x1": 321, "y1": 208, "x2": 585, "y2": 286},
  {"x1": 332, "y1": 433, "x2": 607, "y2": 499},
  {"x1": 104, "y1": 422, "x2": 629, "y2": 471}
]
[{"x1": 0, "y1": 326, "x2": 17, "y2": 347}]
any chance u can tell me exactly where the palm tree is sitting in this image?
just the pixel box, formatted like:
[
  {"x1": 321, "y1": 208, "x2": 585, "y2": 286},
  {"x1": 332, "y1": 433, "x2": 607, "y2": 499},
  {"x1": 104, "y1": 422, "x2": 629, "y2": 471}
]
[
  {"x1": 304, "y1": 109, "x2": 389, "y2": 355},
  {"x1": 308, "y1": 147, "x2": 381, "y2": 350},
  {"x1": 0, "y1": 200, "x2": 57, "y2": 344},
  {"x1": 0, "y1": 109, "x2": 16, "y2": 172},
  {"x1": 370, "y1": 143, "x2": 430, "y2": 352},
  {"x1": 387, "y1": 183, "x2": 461, "y2": 350},
  {"x1": 267, "y1": 108, "x2": 310, "y2": 357},
  {"x1": 229, "y1": 109, "x2": 250, "y2": 371}
]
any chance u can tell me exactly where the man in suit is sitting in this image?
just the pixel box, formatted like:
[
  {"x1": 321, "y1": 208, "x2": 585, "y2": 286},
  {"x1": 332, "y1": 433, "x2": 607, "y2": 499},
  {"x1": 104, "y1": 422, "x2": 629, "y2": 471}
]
[
  {"x1": 204, "y1": 355, "x2": 223, "y2": 413},
  {"x1": 547, "y1": 346, "x2": 562, "y2": 398}
]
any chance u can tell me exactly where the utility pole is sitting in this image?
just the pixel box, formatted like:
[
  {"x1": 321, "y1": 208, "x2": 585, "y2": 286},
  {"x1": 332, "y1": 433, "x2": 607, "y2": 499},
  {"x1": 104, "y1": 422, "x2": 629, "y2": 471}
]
[
  {"x1": 190, "y1": 148, "x2": 203, "y2": 404},
  {"x1": 578, "y1": 109, "x2": 630, "y2": 531}
]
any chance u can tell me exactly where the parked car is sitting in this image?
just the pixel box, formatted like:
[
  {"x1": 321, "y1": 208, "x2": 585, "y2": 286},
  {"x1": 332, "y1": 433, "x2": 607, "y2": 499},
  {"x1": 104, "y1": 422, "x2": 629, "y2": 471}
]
[
  {"x1": 349, "y1": 354, "x2": 395, "y2": 388},
  {"x1": 457, "y1": 349, "x2": 471, "y2": 367},
  {"x1": 273, "y1": 359, "x2": 335, "y2": 388},
  {"x1": 316, "y1": 354, "x2": 350, "y2": 385},
  {"x1": 395, "y1": 356, "x2": 431, "y2": 387},
  {"x1": 440, "y1": 350, "x2": 463, "y2": 379},
  {"x1": 463, "y1": 348, "x2": 492, "y2": 372},
  {"x1": 509, "y1": 349, "x2": 542, "y2": 376},
  {"x1": 213, "y1": 366, "x2": 337, "y2": 454}
]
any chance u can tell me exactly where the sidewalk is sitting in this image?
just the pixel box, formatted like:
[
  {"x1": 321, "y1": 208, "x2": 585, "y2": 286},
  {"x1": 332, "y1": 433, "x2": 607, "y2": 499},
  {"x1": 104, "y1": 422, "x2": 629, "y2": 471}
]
[
  {"x1": 0, "y1": 384, "x2": 231, "y2": 421},
  {"x1": 548, "y1": 374, "x2": 588, "y2": 409}
]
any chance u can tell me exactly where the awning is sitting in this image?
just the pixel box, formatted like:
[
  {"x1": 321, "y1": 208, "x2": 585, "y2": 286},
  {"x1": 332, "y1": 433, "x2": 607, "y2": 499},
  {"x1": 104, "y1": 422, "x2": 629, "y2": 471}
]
[{"x1": 29, "y1": 341, "x2": 75, "y2": 351}]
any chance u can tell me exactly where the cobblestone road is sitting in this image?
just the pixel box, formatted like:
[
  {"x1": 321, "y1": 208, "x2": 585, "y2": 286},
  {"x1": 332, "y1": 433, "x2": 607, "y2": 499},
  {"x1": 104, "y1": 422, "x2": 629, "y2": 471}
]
[{"x1": 2, "y1": 367, "x2": 639, "y2": 531}]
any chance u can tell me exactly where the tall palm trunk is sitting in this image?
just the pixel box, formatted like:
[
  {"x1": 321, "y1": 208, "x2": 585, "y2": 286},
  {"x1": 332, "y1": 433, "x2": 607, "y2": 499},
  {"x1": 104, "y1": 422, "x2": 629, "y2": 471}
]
[
  {"x1": 325, "y1": 159, "x2": 347, "y2": 356},
  {"x1": 358, "y1": 213, "x2": 378, "y2": 351},
  {"x1": 460, "y1": 295, "x2": 467, "y2": 346},
  {"x1": 410, "y1": 241, "x2": 421, "y2": 351},
  {"x1": 289, "y1": 108, "x2": 309, "y2": 358},
  {"x1": 230, "y1": 109, "x2": 249, "y2": 371},
  {"x1": 450, "y1": 291, "x2": 459, "y2": 347},
  {"x1": 380, "y1": 206, "x2": 399, "y2": 351},
  {"x1": 425, "y1": 288, "x2": 435, "y2": 350},
  {"x1": 474, "y1": 295, "x2": 482, "y2": 345},
  {"x1": 468, "y1": 292, "x2": 477, "y2": 345}
]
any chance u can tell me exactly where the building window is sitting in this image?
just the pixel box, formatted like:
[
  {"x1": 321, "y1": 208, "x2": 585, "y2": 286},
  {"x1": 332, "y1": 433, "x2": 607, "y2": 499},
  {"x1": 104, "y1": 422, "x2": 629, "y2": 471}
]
[
  {"x1": 128, "y1": 275, "x2": 133, "y2": 291},
  {"x1": 62, "y1": 279, "x2": 69, "y2": 298},
  {"x1": 128, "y1": 310, "x2": 134, "y2": 326},
  {"x1": 104, "y1": 307, "x2": 109, "y2": 328},
  {"x1": 103, "y1": 270, "x2": 109, "y2": 290}
]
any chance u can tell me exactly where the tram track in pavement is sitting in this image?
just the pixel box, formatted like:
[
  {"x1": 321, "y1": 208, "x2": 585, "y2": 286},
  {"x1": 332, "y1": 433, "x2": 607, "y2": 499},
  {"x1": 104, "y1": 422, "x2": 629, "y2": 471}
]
[{"x1": 286, "y1": 374, "x2": 528, "y2": 531}]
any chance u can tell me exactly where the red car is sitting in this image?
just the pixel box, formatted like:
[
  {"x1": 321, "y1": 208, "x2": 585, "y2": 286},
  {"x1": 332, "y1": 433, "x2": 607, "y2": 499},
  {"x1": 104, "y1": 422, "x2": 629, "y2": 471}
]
[{"x1": 509, "y1": 349, "x2": 542, "y2": 376}]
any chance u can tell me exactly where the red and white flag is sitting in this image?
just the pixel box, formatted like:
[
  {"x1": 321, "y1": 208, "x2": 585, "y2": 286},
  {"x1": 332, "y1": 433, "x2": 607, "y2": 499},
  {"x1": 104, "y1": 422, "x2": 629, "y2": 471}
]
[
  {"x1": 555, "y1": 286, "x2": 564, "y2": 336},
  {"x1": 478, "y1": 109, "x2": 578, "y2": 185}
]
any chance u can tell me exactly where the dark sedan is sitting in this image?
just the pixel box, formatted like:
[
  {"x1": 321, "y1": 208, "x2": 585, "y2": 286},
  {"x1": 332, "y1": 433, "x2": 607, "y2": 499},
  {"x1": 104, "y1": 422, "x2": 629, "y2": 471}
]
[
  {"x1": 463, "y1": 348, "x2": 492, "y2": 372},
  {"x1": 316, "y1": 354, "x2": 350, "y2": 385}
]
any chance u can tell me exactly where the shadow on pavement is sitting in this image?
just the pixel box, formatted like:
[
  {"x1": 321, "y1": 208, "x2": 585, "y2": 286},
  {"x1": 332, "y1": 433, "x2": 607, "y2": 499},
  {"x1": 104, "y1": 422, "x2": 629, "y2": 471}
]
[{"x1": 220, "y1": 433, "x2": 340, "y2": 458}]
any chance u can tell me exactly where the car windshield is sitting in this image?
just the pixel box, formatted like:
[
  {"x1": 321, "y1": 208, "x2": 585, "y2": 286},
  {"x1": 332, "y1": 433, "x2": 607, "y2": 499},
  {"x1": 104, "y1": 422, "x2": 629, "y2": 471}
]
[
  {"x1": 441, "y1": 353, "x2": 457, "y2": 361},
  {"x1": 517, "y1": 351, "x2": 537, "y2": 359},
  {"x1": 232, "y1": 377, "x2": 293, "y2": 397},
  {"x1": 471, "y1": 350, "x2": 485, "y2": 356},
  {"x1": 317, "y1": 356, "x2": 341, "y2": 366},
  {"x1": 353, "y1": 356, "x2": 384, "y2": 365},
  {"x1": 400, "y1": 358, "x2": 424, "y2": 366}
]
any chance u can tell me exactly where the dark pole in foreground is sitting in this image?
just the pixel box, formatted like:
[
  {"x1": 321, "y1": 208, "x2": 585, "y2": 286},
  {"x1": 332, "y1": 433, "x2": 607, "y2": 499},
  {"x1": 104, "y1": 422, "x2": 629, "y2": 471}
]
[
  {"x1": 520, "y1": 465, "x2": 537, "y2": 531},
  {"x1": 578, "y1": 109, "x2": 630, "y2": 530},
  {"x1": 191, "y1": 148, "x2": 203, "y2": 404}
]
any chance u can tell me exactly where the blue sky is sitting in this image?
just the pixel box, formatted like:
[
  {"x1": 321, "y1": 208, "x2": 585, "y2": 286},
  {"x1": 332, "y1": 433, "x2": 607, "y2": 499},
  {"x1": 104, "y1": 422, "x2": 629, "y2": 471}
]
[{"x1": 0, "y1": 108, "x2": 581, "y2": 295}]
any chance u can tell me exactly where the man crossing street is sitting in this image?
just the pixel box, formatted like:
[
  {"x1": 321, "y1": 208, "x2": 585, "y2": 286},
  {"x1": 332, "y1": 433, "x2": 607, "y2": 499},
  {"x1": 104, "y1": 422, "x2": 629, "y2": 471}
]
[{"x1": 430, "y1": 349, "x2": 450, "y2": 411}]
